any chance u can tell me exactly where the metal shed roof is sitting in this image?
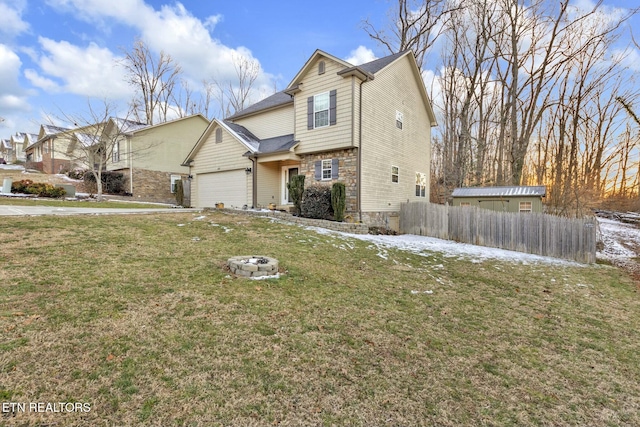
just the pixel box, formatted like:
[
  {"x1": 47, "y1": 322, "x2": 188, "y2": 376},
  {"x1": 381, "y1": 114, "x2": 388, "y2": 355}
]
[{"x1": 452, "y1": 186, "x2": 546, "y2": 198}]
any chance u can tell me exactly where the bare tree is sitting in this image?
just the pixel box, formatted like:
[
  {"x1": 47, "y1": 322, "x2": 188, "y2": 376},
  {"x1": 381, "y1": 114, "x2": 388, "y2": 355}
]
[
  {"x1": 209, "y1": 53, "x2": 261, "y2": 117},
  {"x1": 363, "y1": 0, "x2": 460, "y2": 69},
  {"x1": 55, "y1": 100, "x2": 118, "y2": 201},
  {"x1": 121, "y1": 39, "x2": 182, "y2": 125}
]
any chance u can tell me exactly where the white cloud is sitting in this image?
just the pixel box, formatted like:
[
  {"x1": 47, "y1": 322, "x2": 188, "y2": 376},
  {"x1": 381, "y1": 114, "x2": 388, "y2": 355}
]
[
  {"x1": 345, "y1": 46, "x2": 377, "y2": 65},
  {"x1": 0, "y1": 1, "x2": 29, "y2": 39},
  {"x1": 41, "y1": 0, "x2": 275, "y2": 108},
  {"x1": 26, "y1": 37, "x2": 131, "y2": 99},
  {"x1": 0, "y1": 44, "x2": 30, "y2": 113}
]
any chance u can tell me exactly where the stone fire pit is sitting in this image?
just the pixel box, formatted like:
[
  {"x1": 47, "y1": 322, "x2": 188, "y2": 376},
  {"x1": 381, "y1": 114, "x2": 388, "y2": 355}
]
[{"x1": 227, "y1": 256, "x2": 279, "y2": 278}]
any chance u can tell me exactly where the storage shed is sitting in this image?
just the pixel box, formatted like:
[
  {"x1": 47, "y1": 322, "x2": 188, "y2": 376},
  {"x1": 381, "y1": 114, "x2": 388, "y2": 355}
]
[{"x1": 451, "y1": 186, "x2": 546, "y2": 213}]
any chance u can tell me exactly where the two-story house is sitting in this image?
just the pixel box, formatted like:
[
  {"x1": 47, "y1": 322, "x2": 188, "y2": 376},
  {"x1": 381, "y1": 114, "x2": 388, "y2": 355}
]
[
  {"x1": 182, "y1": 49, "x2": 436, "y2": 227},
  {"x1": 105, "y1": 114, "x2": 209, "y2": 203},
  {"x1": 10, "y1": 132, "x2": 38, "y2": 163},
  {"x1": 25, "y1": 124, "x2": 73, "y2": 173}
]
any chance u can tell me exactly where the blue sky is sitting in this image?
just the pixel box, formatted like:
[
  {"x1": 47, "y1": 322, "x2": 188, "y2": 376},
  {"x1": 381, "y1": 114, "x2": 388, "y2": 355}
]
[{"x1": 0, "y1": 0, "x2": 638, "y2": 139}]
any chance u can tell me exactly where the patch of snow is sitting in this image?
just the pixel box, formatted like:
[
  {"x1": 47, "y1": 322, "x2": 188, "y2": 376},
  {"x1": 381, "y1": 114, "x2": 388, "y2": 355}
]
[
  {"x1": 177, "y1": 224, "x2": 186, "y2": 227},
  {"x1": 0, "y1": 164, "x2": 25, "y2": 170},
  {"x1": 304, "y1": 226, "x2": 579, "y2": 266},
  {"x1": 411, "y1": 290, "x2": 434, "y2": 295},
  {"x1": 55, "y1": 173, "x2": 82, "y2": 182},
  {"x1": 250, "y1": 273, "x2": 281, "y2": 280},
  {"x1": 597, "y1": 218, "x2": 639, "y2": 260},
  {"x1": 193, "y1": 215, "x2": 207, "y2": 221}
]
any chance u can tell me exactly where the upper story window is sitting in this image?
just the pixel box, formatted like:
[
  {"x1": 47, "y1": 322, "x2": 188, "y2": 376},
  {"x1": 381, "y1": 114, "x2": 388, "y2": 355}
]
[
  {"x1": 215, "y1": 128, "x2": 222, "y2": 143},
  {"x1": 307, "y1": 90, "x2": 337, "y2": 130},
  {"x1": 318, "y1": 61, "x2": 325, "y2": 75},
  {"x1": 112, "y1": 141, "x2": 120, "y2": 162},
  {"x1": 396, "y1": 110, "x2": 404, "y2": 129},
  {"x1": 314, "y1": 92, "x2": 330, "y2": 128},
  {"x1": 415, "y1": 172, "x2": 426, "y2": 197},
  {"x1": 391, "y1": 166, "x2": 399, "y2": 183}
]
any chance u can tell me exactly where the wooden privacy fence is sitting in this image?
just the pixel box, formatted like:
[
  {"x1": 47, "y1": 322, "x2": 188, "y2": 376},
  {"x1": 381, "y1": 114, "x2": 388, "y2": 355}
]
[{"x1": 400, "y1": 202, "x2": 597, "y2": 263}]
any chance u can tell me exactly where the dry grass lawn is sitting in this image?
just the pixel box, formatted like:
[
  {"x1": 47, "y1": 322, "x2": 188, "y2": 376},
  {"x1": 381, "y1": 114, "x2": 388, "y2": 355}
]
[{"x1": 1, "y1": 211, "x2": 639, "y2": 426}]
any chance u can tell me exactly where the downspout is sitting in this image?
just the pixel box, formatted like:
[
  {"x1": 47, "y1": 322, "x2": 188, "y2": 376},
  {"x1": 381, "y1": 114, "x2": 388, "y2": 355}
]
[
  {"x1": 50, "y1": 137, "x2": 55, "y2": 173},
  {"x1": 128, "y1": 136, "x2": 133, "y2": 195},
  {"x1": 251, "y1": 155, "x2": 257, "y2": 209},
  {"x1": 357, "y1": 79, "x2": 364, "y2": 222}
]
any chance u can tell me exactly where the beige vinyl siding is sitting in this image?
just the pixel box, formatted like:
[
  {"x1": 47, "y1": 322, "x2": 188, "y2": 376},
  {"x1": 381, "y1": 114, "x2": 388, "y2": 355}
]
[
  {"x1": 294, "y1": 57, "x2": 354, "y2": 154},
  {"x1": 233, "y1": 105, "x2": 294, "y2": 140},
  {"x1": 190, "y1": 124, "x2": 252, "y2": 208},
  {"x1": 256, "y1": 162, "x2": 281, "y2": 207},
  {"x1": 112, "y1": 115, "x2": 208, "y2": 173},
  {"x1": 360, "y1": 55, "x2": 432, "y2": 212}
]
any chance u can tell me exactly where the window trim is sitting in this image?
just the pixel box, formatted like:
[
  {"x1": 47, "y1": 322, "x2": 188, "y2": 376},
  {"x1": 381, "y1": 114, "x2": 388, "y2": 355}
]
[
  {"x1": 519, "y1": 201, "x2": 532, "y2": 213},
  {"x1": 321, "y1": 159, "x2": 332, "y2": 180},
  {"x1": 314, "y1": 92, "x2": 330, "y2": 129},
  {"x1": 415, "y1": 172, "x2": 427, "y2": 198},
  {"x1": 170, "y1": 175, "x2": 181, "y2": 194},
  {"x1": 112, "y1": 141, "x2": 120, "y2": 162},
  {"x1": 396, "y1": 110, "x2": 403, "y2": 130},
  {"x1": 391, "y1": 165, "x2": 399, "y2": 183}
]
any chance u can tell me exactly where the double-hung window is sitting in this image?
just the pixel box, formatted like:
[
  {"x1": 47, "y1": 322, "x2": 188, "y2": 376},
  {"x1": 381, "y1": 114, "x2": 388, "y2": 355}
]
[
  {"x1": 391, "y1": 166, "x2": 399, "y2": 183},
  {"x1": 322, "y1": 159, "x2": 332, "y2": 180},
  {"x1": 112, "y1": 141, "x2": 120, "y2": 162},
  {"x1": 415, "y1": 172, "x2": 426, "y2": 197},
  {"x1": 314, "y1": 92, "x2": 330, "y2": 128}
]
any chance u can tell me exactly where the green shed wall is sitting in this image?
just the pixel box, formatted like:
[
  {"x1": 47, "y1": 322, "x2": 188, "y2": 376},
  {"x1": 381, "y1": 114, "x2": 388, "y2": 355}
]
[{"x1": 451, "y1": 196, "x2": 543, "y2": 213}]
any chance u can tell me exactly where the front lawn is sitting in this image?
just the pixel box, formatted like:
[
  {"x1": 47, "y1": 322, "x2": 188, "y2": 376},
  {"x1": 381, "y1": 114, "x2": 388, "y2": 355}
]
[
  {"x1": 1, "y1": 212, "x2": 638, "y2": 426},
  {"x1": 0, "y1": 197, "x2": 171, "y2": 209}
]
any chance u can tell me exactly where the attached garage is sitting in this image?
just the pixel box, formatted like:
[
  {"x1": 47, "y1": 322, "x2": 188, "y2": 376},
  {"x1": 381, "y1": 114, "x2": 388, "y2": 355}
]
[{"x1": 196, "y1": 169, "x2": 249, "y2": 208}]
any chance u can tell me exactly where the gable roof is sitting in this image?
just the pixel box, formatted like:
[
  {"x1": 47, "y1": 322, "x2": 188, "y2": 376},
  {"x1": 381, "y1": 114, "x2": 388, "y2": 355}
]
[
  {"x1": 112, "y1": 118, "x2": 149, "y2": 134},
  {"x1": 287, "y1": 49, "x2": 353, "y2": 89},
  {"x1": 1, "y1": 139, "x2": 11, "y2": 149},
  {"x1": 42, "y1": 124, "x2": 71, "y2": 136},
  {"x1": 226, "y1": 91, "x2": 293, "y2": 121},
  {"x1": 359, "y1": 51, "x2": 408, "y2": 74},
  {"x1": 452, "y1": 186, "x2": 547, "y2": 198},
  {"x1": 182, "y1": 118, "x2": 298, "y2": 165}
]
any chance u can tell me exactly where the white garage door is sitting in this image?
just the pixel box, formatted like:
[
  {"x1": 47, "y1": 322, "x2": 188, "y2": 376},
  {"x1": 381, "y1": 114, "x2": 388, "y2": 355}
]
[{"x1": 196, "y1": 170, "x2": 248, "y2": 208}]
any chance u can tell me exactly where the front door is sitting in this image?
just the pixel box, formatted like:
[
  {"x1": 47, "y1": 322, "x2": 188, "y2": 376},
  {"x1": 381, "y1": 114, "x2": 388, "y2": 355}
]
[{"x1": 282, "y1": 167, "x2": 299, "y2": 205}]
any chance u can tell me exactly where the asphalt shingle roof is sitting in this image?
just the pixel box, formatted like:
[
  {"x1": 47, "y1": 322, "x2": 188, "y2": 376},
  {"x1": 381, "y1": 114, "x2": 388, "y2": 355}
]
[
  {"x1": 452, "y1": 186, "x2": 547, "y2": 197},
  {"x1": 226, "y1": 91, "x2": 293, "y2": 120},
  {"x1": 358, "y1": 50, "x2": 408, "y2": 74},
  {"x1": 256, "y1": 134, "x2": 296, "y2": 154}
]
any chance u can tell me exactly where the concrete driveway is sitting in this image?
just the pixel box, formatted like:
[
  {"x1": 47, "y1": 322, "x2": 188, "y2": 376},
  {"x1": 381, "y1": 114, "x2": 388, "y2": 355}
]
[{"x1": 0, "y1": 205, "x2": 200, "y2": 216}]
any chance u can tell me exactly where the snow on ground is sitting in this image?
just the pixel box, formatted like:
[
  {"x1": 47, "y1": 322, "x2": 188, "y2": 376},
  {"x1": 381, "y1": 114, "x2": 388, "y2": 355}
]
[
  {"x1": 597, "y1": 218, "x2": 640, "y2": 264},
  {"x1": 268, "y1": 216, "x2": 636, "y2": 268},
  {"x1": 0, "y1": 164, "x2": 25, "y2": 171},
  {"x1": 302, "y1": 225, "x2": 581, "y2": 266}
]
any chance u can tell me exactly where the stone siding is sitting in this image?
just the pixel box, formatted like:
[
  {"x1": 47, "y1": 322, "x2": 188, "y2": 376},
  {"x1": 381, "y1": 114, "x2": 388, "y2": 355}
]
[
  {"x1": 299, "y1": 148, "x2": 358, "y2": 214},
  {"x1": 361, "y1": 211, "x2": 400, "y2": 232},
  {"x1": 126, "y1": 169, "x2": 186, "y2": 204}
]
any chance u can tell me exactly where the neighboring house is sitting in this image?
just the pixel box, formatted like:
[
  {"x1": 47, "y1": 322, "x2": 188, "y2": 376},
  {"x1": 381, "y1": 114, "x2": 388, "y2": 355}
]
[
  {"x1": 25, "y1": 124, "x2": 106, "y2": 173},
  {"x1": 0, "y1": 139, "x2": 12, "y2": 161},
  {"x1": 451, "y1": 186, "x2": 547, "y2": 213},
  {"x1": 183, "y1": 49, "x2": 436, "y2": 228},
  {"x1": 10, "y1": 132, "x2": 37, "y2": 162},
  {"x1": 105, "y1": 114, "x2": 209, "y2": 203},
  {"x1": 25, "y1": 124, "x2": 72, "y2": 173}
]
